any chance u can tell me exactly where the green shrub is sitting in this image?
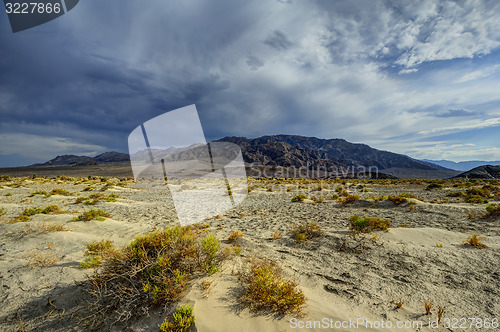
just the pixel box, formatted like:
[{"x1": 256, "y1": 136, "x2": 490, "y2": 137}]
[
  {"x1": 349, "y1": 215, "x2": 391, "y2": 233},
  {"x1": 159, "y1": 304, "x2": 195, "y2": 332},
  {"x1": 0, "y1": 208, "x2": 6, "y2": 216},
  {"x1": 51, "y1": 188, "x2": 72, "y2": 196},
  {"x1": 80, "y1": 240, "x2": 115, "y2": 268},
  {"x1": 241, "y1": 260, "x2": 306, "y2": 315},
  {"x1": 81, "y1": 226, "x2": 222, "y2": 329},
  {"x1": 484, "y1": 204, "x2": 500, "y2": 218},
  {"x1": 73, "y1": 209, "x2": 110, "y2": 221},
  {"x1": 11, "y1": 205, "x2": 62, "y2": 223},
  {"x1": 201, "y1": 233, "x2": 221, "y2": 274},
  {"x1": 28, "y1": 190, "x2": 48, "y2": 197}
]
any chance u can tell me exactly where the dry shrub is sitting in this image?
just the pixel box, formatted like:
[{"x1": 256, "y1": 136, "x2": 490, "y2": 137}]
[
  {"x1": 27, "y1": 249, "x2": 60, "y2": 267},
  {"x1": 228, "y1": 231, "x2": 244, "y2": 243},
  {"x1": 50, "y1": 188, "x2": 72, "y2": 196},
  {"x1": 272, "y1": 230, "x2": 281, "y2": 240},
  {"x1": 463, "y1": 233, "x2": 487, "y2": 248},
  {"x1": 23, "y1": 222, "x2": 69, "y2": 234},
  {"x1": 290, "y1": 222, "x2": 323, "y2": 244},
  {"x1": 424, "y1": 300, "x2": 432, "y2": 315},
  {"x1": 349, "y1": 215, "x2": 391, "y2": 233},
  {"x1": 437, "y1": 306, "x2": 445, "y2": 323},
  {"x1": 80, "y1": 226, "x2": 222, "y2": 329},
  {"x1": 396, "y1": 300, "x2": 403, "y2": 309},
  {"x1": 241, "y1": 259, "x2": 306, "y2": 315}
]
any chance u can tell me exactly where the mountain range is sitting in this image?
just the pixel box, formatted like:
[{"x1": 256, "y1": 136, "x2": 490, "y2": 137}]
[{"x1": 34, "y1": 135, "x2": 462, "y2": 179}]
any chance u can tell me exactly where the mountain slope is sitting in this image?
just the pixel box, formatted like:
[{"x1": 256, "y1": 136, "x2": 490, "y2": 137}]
[
  {"x1": 423, "y1": 159, "x2": 500, "y2": 171},
  {"x1": 34, "y1": 152, "x2": 129, "y2": 166},
  {"x1": 453, "y1": 165, "x2": 500, "y2": 179},
  {"x1": 217, "y1": 135, "x2": 451, "y2": 172}
]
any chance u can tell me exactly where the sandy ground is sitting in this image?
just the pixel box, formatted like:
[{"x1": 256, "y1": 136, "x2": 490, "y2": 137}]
[{"x1": 0, "y1": 176, "x2": 499, "y2": 331}]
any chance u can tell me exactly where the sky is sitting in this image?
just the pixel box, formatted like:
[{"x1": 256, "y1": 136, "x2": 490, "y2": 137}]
[{"x1": 1, "y1": 0, "x2": 500, "y2": 167}]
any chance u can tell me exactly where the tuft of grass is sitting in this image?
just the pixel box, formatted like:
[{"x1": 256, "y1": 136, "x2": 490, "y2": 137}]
[
  {"x1": 396, "y1": 299, "x2": 403, "y2": 309},
  {"x1": 50, "y1": 188, "x2": 72, "y2": 196},
  {"x1": 291, "y1": 194, "x2": 308, "y2": 202},
  {"x1": 349, "y1": 215, "x2": 391, "y2": 233},
  {"x1": 27, "y1": 249, "x2": 60, "y2": 267},
  {"x1": 463, "y1": 233, "x2": 487, "y2": 248},
  {"x1": 228, "y1": 231, "x2": 244, "y2": 244},
  {"x1": 424, "y1": 300, "x2": 432, "y2": 315},
  {"x1": 81, "y1": 226, "x2": 223, "y2": 329},
  {"x1": 241, "y1": 259, "x2": 306, "y2": 315},
  {"x1": 5, "y1": 193, "x2": 13, "y2": 197},
  {"x1": 272, "y1": 230, "x2": 281, "y2": 240},
  {"x1": 73, "y1": 209, "x2": 110, "y2": 221},
  {"x1": 159, "y1": 304, "x2": 195, "y2": 332},
  {"x1": 0, "y1": 208, "x2": 5, "y2": 216}
]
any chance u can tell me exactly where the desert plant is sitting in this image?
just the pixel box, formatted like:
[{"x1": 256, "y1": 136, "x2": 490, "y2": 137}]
[
  {"x1": 159, "y1": 304, "x2": 195, "y2": 332},
  {"x1": 349, "y1": 215, "x2": 391, "y2": 233},
  {"x1": 272, "y1": 230, "x2": 281, "y2": 240},
  {"x1": 73, "y1": 209, "x2": 110, "y2": 221},
  {"x1": 483, "y1": 204, "x2": 500, "y2": 218},
  {"x1": 387, "y1": 194, "x2": 408, "y2": 205},
  {"x1": 50, "y1": 188, "x2": 72, "y2": 196},
  {"x1": 463, "y1": 233, "x2": 487, "y2": 248},
  {"x1": 27, "y1": 249, "x2": 60, "y2": 267},
  {"x1": 339, "y1": 194, "x2": 359, "y2": 204},
  {"x1": 396, "y1": 299, "x2": 403, "y2": 309},
  {"x1": 290, "y1": 222, "x2": 323, "y2": 243},
  {"x1": 28, "y1": 190, "x2": 48, "y2": 197},
  {"x1": 201, "y1": 233, "x2": 221, "y2": 274},
  {"x1": 80, "y1": 240, "x2": 115, "y2": 268},
  {"x1": 437, "y1": 306, "x2": 445, "y2": 323},
  {"x1": 228, "y1": 231, "x2": 244, "y2": 243},
  {"x1": 291, "y1": 194, "x2": 308, "y2": 202},
  {"x1": 241, "y1": 259, "x2": 306, "y2": 315},
  {"x1": 11, "y1": 205, "x2": 62, "y2": 223},
  {"x1": 424, "y1": 300, "x2": 432, "y2": 315},
  {"x1": 0, "y1": 208, "x2": 5, "y2": 216},
  {"x1": 81, "y1": 226, "x2": 222, "y2": 329},
  {"x1": 425, "y1": 183, "x2": 442, "y2": 190}
]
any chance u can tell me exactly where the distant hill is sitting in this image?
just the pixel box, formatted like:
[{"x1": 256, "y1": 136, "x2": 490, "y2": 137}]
[
  {"x1": 453, "y1": 165, "x2": 500, "y2": 179},
  {"x1": 34, "y1": 152, "x2": 129, "y2": 166},
  {"x1": 216, "y1": 135, "x2": 457, "y2": 178},
  {"x1": 423, "y1": 159, "x2": 500, "y2": 172}
]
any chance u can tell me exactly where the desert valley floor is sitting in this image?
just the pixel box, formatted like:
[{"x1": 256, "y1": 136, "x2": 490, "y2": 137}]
[{"x1": 0, "y1": 175, "x2": 499, "y2": 331}]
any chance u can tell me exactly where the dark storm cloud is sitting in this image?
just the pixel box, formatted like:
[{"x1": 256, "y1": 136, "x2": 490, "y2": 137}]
[
  {"x1": 246, "y1": 55, "x2": 265, "y2": 71},
  {"x1": 263, "y1": 30, "x2": 294, "y2": 51},
  {"x1": 1, "y1": 0, "x2": 500, "y2": 166}
]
